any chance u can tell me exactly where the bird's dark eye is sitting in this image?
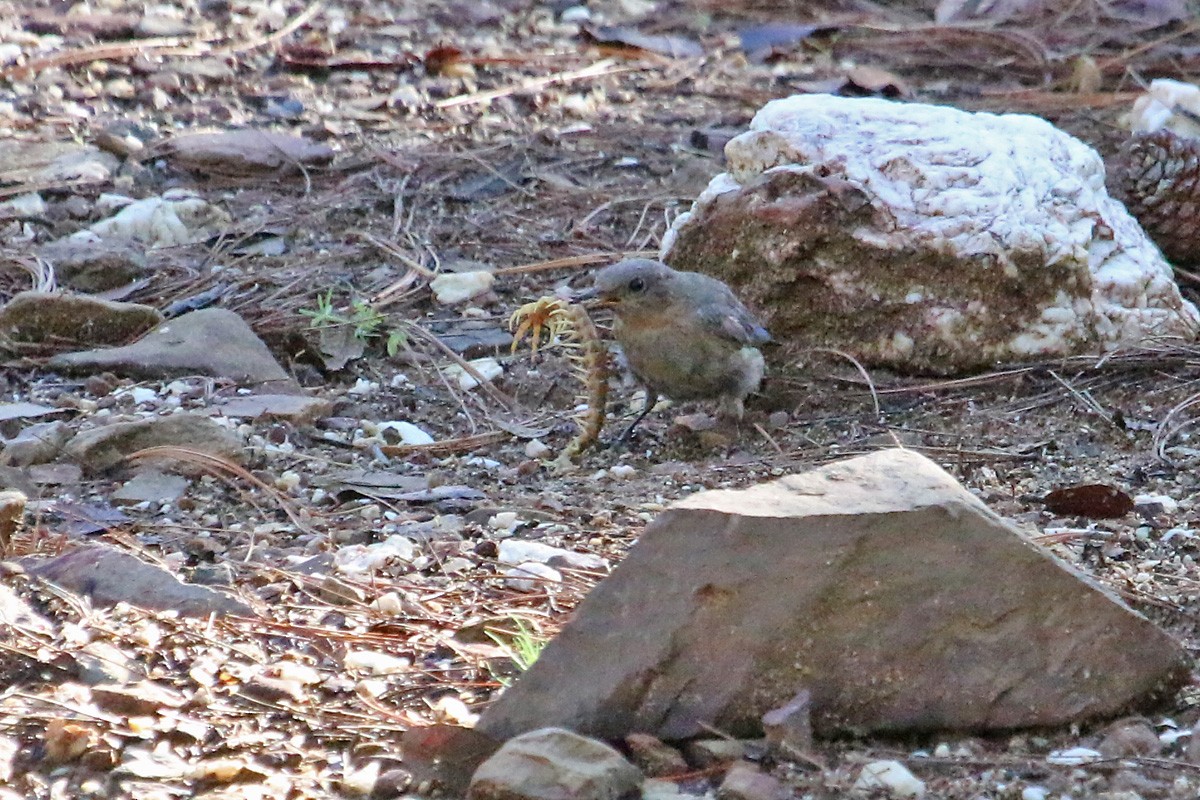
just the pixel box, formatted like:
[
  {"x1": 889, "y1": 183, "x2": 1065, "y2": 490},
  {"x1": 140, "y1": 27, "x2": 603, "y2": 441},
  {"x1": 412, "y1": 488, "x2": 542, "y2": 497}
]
[{"x1": 628, "y1": 277, "x2": 645, "y2": 293}]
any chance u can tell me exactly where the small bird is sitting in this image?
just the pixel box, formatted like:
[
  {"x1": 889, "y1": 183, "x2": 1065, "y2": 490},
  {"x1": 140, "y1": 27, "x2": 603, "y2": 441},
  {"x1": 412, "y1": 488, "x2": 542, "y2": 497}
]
[{"x1": 580, "y1": 258, "x2": 770, "y2": 442}]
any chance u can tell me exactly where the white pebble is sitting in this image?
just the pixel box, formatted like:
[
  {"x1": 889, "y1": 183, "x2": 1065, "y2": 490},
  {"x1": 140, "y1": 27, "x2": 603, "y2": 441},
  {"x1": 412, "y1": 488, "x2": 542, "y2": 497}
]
[
  {"x1": 430, "y1": 270, "x2": 494, "y2": 304},
  {"x1": 376, "y1": 420, "x2": 435, "y2": 446},
  {"x1": 608, "y1": 464, "x2": 637, "y2": 479},
  {"x1": 1021, "y1": 787, "x2": 1048, "y2": 800},
  {"x1": 127, "y1": 386, "x2": 159, "y2": 405},
  {"x1": 525, "y1": 439, "x2": 552, "y2": 459},
  {"x1": 347, "y1": 378, "x2": 377, "y2": 396},
  {"x1": 498, "y1": 539, "x2": 607, "y2": 570},
  {"x1": 372, "y1": 591, "x2": 404, "y2": 616},
  {"x1": 343, "y1": 650, "x2": 412, "y2": 675},
  {"x1": 488, "y1": 511, "x2": 521, "y2": 532},
  {"x1": 334, "y1": 535, "x2": 417, "y2": 574},
  {"x1": 504, "y1": 562, "x2": 562, "y2": 591},
  {"x1": 443, "y1": 357, "x2": 503, "y2": 391},
  {"x1": 853, "y1": 760, "x2": 925, "y2": 798},
  {"x1": 441, "y1": 557, "x2": 474, "y2": 574},
  {"x1": 1045, "y1": 747, "x2": 1102, "y2": 765},
  {"x1": 275, "y1": 470, "x2": 301, "y2": 491}
]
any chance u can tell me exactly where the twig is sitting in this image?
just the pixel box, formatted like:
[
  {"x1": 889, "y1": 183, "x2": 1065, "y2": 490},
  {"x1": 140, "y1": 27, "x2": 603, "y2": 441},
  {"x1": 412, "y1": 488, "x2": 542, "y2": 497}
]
[
  {"x1": 491, "y1": 251, "x2": 657, "y2": 277},
  {"x1": 434, "y1": 59, "x2": 640, "y2": 110}
]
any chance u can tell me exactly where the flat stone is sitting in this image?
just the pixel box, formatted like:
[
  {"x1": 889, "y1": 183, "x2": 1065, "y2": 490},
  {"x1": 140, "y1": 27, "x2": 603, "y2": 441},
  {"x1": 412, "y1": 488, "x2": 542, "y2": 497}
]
[
  {"x1": 49, "y1": 308, "x2": 295, "y2": 391},
  {"x1": 718, "y1": 763, "x2": 786, "y2": 800},
  {"x1": 38, "y1": 237, "x2": 147, "y2": 292},
  {"x1": 624, "y1": 733, "x2": 688, "y2": 778},
  {"x1": 477, "y1": 450, "x2": 1189, "y2": 741},
  {"x1": 64, "y1": 413, "x2": 242, "y2": 474},
  {"x1": 112, "y1": 469, "x2": 189, "y2": 504},
  {"x1": 1, "y1": 421, "x2": 71, "y2": 467},
  {"x1": 468, "y1": 727, "x2": 642, "y2": 800},
  {"x1": 26, "y1": 544, "x2": 252, "y2": 617},
  {"x1": 212, "y1": 393, "x2": 331, "y2": 424},
  {"x1": 0, "y1": 291, "x2": 162, "y2": 351}
]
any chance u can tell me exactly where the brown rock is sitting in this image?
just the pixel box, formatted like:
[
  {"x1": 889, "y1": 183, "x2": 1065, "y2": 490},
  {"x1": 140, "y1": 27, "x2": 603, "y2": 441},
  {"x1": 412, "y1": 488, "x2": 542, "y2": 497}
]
[
  {"x1": 38, "y1": 237, "x2": 147, "y2": 292},
  {"x1": 682, "y1": 740, "x2": 751, "y2": 769},
  {"x1": 718, "y1": 763, "x2": 786, "y2": 800},
  {"x1": 48, "y1": 308, "x2": 295, "y2": 391},
  {"x1": 212, "y1": 393, "x2": 331, "y2": 424},
  {"x1": 164, "y1": 130, "x2": 335, "y2": 177},
  {"x1": 477, "y1": 449, "x2": 1189, "y2": 741},
  {"x1": 64, "y1": 413, "x2": 242, "y2": 474},
  {"x1": 624, "y1": 733, "x2": 688, "y2": 777},
  {"x1": 1097, "y1": 718, "x2": 1162, "y2": 758},
  {"x1": 468, "y1": 728, "x2": 641, "y2": 800},
  {"x1": 26, "y1": 544, "x2": 252, "y2": 616},
  {"x1": 0, "y1": 291, "x2": 162, "y2": 352}
]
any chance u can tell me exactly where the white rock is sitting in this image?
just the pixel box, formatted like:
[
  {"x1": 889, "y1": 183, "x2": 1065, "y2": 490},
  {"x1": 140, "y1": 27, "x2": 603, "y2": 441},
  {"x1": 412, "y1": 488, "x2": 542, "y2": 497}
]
[
  {"x1": 525, "y1": 438, "x2": 553, "y2": 459},
  {"x1": 560, "y1": 5, "x2": 591, "y2": 23},
  {"x1": 499, "y1": 539, "x2": 608, "y2": 570},
  {"x1": 853, "y1": 759, "x2": 925, "y2": 798},
  {"x1": 74, "y1": 191, "x2": 231, "y2": 248},
  {"x1": 664, "y1": 94, "x2": 1200, "y2": 368},
  {"x1": 0, "y1": 192, "x2": 45, "y2": 217},
  {"x1": 609, "y1": 464, "x2": 637, "y2": 480},
  {"x1": 343, "y1": 649, "x2": 412, "y2": 675},
  {"x1": 372, "y1": 591, "x2": 405, "y2": 616},
  {"x1": 125, "y1": 387, "x2": 158, "y2": 405},
  {"x1": 272, "y1": 661, "x2": 321, "y2": 685},
  {"x1": 1134, "y1": 493, "x2": 1178, "y2": 513},
  {"x1": 489, "y1": 511, "x2": 522, "y2": 532},
  {"x1": 504, "y1": 562, "x2": 563, "y2": 591},
  {"x1": 376, "y1": 420, "x2": 435, "y2": 446},
  {"x1": 1021, "y1": 787, "x2": 1048, "y2": 800},
  {"x1": 1127, "y1": 78, "x2": 1200, "y2": 136},
  {"x1": 443, "y1": 357, "x2": 503, "y2": 391},
  {"x1": 1045, "y1": 746, "x2": 1102, "y2": 765},
  {"x1": 347, "y1": 378, "x2": 377, "y2": 396},
  {"x1": 442, "y1": 557, "x2": 474, "y2": 574},
  {"x1": 431, "y1": 270, "x2": 494, "y2": 304},
  {"x1": 334, "y1": 535, "x2": 417, "y2": 574}
]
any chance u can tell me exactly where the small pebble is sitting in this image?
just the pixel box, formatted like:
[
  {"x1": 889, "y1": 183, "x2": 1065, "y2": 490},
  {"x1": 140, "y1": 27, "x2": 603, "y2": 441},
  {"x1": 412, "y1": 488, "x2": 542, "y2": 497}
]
[
  {"x1": 525, "y1": 439, "x2": 552, "y2": 459},
  {"x1": 853, "y1": 760, "x2": 925, "y2": 798}
]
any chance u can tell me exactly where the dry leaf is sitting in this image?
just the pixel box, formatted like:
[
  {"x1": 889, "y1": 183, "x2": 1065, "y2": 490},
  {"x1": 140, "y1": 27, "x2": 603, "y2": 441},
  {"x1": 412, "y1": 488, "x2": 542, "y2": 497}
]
[
  {"x1": 1043, "y1": 484, "x2": 1134, "y2": 519},
  {"x1": 164, "y1": 131, "x2": 335, "y2": 176},
  {"x1": 580, "y1": 26, "x2": 703, "y2": 59},
  {"x1": 43, "y1": 718, "x2": 94, "y2": 765}
]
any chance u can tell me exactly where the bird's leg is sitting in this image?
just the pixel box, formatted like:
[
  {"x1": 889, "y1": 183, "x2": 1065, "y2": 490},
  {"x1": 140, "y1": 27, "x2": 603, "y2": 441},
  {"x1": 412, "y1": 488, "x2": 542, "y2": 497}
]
[{"x1": 617, "y1": 391, "x2": 658, "y2": 444}]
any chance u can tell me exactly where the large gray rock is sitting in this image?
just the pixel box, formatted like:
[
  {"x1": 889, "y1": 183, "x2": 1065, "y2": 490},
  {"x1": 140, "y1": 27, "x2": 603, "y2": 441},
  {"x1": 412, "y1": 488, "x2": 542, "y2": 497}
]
[
  {"x1": 478, "y1": 449, "x2": 1188, "y2": 741},
  {"x1": 662, "y1": 95, "x2": 1200, "y2": 375},
  {"x1": 468, "y1": 728, "x2": 642, "y2": 800},
  {"x1": 48, "y1": 308, "x2": 295, "y2": 390}
]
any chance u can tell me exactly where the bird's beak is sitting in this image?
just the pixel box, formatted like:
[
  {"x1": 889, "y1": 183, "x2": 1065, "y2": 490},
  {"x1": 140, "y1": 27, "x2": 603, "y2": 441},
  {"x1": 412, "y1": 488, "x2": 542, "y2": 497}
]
[{"x1": 574, "y1": 286, "x2": 597, "y2": 302}]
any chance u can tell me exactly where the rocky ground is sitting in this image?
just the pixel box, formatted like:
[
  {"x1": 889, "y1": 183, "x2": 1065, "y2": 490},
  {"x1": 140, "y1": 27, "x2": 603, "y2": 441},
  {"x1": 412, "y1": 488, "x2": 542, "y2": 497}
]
[{"x1": 4, "y1": 0, "x2": 1200, "y2": 798}]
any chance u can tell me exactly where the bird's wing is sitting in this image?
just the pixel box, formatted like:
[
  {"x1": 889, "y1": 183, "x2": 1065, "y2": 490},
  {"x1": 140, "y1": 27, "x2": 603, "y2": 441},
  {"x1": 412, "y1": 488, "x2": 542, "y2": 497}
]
[{"x1": 695, "y1": 302, "x2": 771, "y2": 346}]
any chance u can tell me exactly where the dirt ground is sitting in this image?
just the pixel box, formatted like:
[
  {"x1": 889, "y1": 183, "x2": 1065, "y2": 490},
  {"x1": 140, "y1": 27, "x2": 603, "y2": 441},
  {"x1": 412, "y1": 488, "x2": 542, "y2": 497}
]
[{"x1": 5, "y1": 0, "x2": 1200, "y2": 797}]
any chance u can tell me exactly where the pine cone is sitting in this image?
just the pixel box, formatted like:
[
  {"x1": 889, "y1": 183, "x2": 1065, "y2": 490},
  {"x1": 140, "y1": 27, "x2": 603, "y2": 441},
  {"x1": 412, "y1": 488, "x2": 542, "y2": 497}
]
[{"x1": 1110, "y1": 129, "x2": 1200, "y2": 265}]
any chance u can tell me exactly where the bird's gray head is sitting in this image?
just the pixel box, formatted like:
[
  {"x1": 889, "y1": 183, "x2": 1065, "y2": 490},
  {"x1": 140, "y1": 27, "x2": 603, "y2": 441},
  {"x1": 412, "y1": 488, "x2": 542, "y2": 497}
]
[{"x1": 586, "y1": 259, "x2": 675, "y2": 312}]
